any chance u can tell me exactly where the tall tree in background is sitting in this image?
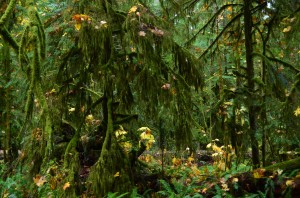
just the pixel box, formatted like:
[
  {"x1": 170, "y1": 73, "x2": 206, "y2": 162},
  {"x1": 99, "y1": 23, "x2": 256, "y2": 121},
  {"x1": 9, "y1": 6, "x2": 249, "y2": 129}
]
[{"x1": 243, "y1": 0, "x2": 260, "y2": 168}]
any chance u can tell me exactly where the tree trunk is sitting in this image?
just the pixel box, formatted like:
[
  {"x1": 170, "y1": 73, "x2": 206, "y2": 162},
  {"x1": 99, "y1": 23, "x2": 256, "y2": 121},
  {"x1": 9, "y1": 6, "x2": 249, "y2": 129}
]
[
  {"x1": 87, "y1": 95, "x2": 133, "y2": 197},
  {"x1": 243, "y1": 0, "x2": 260, "y2": 168}
]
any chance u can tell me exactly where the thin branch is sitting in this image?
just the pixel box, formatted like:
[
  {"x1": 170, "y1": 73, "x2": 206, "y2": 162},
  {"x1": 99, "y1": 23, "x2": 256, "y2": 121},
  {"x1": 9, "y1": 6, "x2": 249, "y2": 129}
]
[
  {"x1": 185, "y1": 3, "x2": 243, "y2": 46},
  {"x1": 197, "y1": 12, "x2": 243, "y2": 59}
]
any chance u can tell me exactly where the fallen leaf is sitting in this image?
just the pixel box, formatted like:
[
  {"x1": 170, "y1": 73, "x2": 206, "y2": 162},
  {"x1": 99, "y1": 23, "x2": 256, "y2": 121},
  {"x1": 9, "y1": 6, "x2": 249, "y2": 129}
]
[
  {"x1": 253, "y1": 168, "x2": 266, "y2": 179},
  {"x1": 63, "y1": 182, "x2": 71, "y2": 190},
  {"x1": 33, "y1": 175, "x2": 47, "y2": 187}
]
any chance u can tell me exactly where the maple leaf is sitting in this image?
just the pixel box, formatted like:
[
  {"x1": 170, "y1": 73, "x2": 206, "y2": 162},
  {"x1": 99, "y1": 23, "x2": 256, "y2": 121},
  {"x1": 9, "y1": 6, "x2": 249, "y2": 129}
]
[
  {"x1": 33, "y1": 174, "x2": 47, "y2": 187},
  {"x1": 63, "y1": 182, "x2": 71, "y2": 190}
]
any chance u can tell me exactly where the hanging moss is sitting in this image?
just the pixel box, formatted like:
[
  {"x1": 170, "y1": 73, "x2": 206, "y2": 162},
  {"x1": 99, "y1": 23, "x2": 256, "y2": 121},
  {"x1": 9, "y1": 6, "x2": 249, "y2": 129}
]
[
  {"x1": 0, "y1": 26, "x2": 19, "y2": 53},
  {"x1": 0, "y1": 0, "x2": 17, "y2": 26},
  {"x1": 87, "y1": 97, "x2": 133, "y2": 197},
  {"x1": 19, "y1": 25, "x2": 29, "y2": 71}
]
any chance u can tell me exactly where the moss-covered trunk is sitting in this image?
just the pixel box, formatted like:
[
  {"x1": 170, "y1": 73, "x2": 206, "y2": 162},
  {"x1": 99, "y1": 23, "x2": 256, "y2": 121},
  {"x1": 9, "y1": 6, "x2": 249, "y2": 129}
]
[
  {"x1": 243, "y1": 0, "x2": 260, "y2": 168},
  {"x1": 88, "y1": 96, "x2": 133, "y2": 197}
]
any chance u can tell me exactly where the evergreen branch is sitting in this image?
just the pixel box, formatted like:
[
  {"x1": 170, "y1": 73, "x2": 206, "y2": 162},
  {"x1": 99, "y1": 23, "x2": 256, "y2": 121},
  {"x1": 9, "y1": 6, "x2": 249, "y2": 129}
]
[
  {"x1": 197, "y1": 12, "x2": 243, "y2": 60},
  {"x1": 0, "y1": 0, "x2": 17, "y2": 26},
  {"x1": 185, "y1": 4, "x2": 243, "y2": 46}
]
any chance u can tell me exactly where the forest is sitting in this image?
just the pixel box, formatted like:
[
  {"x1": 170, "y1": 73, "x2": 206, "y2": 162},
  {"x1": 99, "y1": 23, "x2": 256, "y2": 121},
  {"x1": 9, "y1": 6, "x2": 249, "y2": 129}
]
[{"x1": 0, "y1": 0, "x2": 300, "y2": 197}]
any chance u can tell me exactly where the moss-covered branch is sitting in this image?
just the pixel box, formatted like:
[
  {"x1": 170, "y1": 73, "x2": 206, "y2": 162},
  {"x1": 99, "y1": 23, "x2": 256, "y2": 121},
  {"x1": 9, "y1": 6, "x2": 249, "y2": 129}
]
[
  {"x1": 0, "y1": 27, "x2": 19, "y2": 52},
  {"x1": 185, "y1": 3, "x2": 243, "y2": 46},
  {"x1": 0, "y1": 0, "x2": 17, "y2": 26},
  {"x1": 264, "y1": 156, "x2": 300, "y2": 171}
]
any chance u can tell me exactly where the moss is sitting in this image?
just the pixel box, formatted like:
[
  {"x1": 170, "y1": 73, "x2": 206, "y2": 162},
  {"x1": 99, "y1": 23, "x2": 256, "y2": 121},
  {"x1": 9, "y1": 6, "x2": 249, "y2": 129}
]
[
  {"x1": 87, "y1": 97, "x2": 133, "y2": 197},
  {"x1": 0, "y1": 0, "x2": 17, "y2": 26}
]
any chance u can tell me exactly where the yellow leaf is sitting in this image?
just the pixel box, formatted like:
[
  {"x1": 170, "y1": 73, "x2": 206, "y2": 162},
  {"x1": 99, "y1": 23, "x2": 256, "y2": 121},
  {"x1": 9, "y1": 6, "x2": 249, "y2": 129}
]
[
  {"x1": 218, "y1": 162, "x2": 226, "y2": 171},
  {"x1": 227, "y1": 6, "x2": 232, "y2": 12},
  {"x1": 206, "y1": 143, "x2": 212, "y2": 148},
  {"x1": 128, "y1": 6, "x2": 138, "y2": 14},
  {"x1": 202, "y1": 188, "x2": 208, "y2": 194},
  {"x1": 294, "y1": 107, "x2": 300, "y2": 117},
  {"x1": 286, "y1": 180, "x2": 295, "y2": 186},
  {"x1": 282, "y1": 26, "x2": 292, "y2": 33},
  {"x1": 188, "y1": 157, "x2": 194, "y2": 163},
  {"x1": 232, "y1": 177, "x2": 239, "y2": 183},
  {"x1": 253, "y1": 168, "x2": 266, "y2": 179},
  {"x1": 75, "y1": 23, "x2": 82, "y2": 31},
  {"x1": 50, "y1": 178, "x2": 57, "y2": 190},
  {"x1": 33, "y1": 175, "x2": 47, "y2": 187},
  {"x1": 114, "y1": 172, "x2": 120, "y2": 177},
  {"x1": 63, "y1": 182, "x2": 71, "y2": 190}
]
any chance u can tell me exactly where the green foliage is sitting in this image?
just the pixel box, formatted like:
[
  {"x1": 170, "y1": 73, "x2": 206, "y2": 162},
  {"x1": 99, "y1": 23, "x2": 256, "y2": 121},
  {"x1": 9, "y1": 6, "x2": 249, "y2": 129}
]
[
  {"x1": 158, "y1": 179, "x2": 203, "y2": 198},
  {"x1": 0, "y1": 0, "x2": 300, "y2": 197},
  {"x1": 0, "y1": 166, "x2": 26, "y2": 198}
]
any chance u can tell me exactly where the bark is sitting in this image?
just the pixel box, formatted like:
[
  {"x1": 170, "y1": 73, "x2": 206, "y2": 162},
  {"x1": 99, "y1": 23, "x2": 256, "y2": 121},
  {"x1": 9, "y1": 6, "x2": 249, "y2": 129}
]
[{"x1": 243, "y1": 0, "x2": 260, "y2": 168}]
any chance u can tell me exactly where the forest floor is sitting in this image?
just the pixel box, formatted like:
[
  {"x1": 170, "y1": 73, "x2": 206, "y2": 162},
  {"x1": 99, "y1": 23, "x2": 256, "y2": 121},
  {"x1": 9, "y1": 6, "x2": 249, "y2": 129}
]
[
  {"x1": 1, "y1": 149, "x2": 300, "y2": 197},
  {"x1": 133, "y1": 149, "x2": 300, "y2": 197}
]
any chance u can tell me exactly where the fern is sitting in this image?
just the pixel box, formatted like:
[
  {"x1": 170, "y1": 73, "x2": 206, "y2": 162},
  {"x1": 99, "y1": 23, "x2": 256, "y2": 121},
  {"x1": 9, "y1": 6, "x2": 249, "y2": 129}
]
[
  {"x1": 106, "y1": 192, "x2": 129, "y2": 198},
  {"x1": 158, "y1": 179, "x2": 176, "y2": 197}
]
